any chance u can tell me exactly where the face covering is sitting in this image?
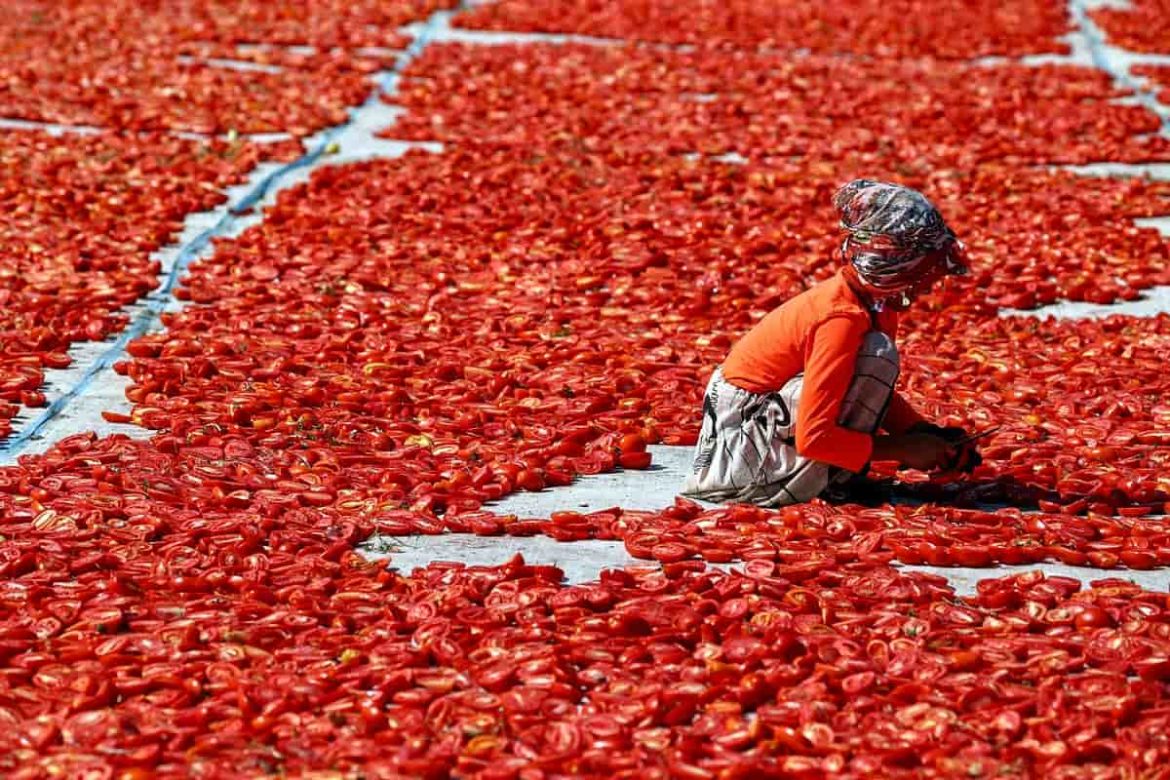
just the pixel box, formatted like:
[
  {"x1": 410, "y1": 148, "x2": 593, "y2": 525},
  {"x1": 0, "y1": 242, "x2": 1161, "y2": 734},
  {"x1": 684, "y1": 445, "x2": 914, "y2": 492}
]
[{"x1": 833, "y1": 179, "x2": 968, "y2": 298}]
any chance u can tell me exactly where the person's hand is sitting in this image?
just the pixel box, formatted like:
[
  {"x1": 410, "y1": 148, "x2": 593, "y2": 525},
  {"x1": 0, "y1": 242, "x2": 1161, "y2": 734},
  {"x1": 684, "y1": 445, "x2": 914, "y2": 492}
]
[
  {"x1": 943, "y1": 442, "x2": 982, "y2": 473},
  {"x1": 908, "y1": 421, "x2": 966, "y2": 441},
  {"x1": 898, "y1": 433, "x2": 956, "y2": 471},
  {"x1": 873, "y1": 432, "x2": 955, "y2": 471},
  {"x1": 909, "y1": 422, "x2": 984, "y2": 473}
]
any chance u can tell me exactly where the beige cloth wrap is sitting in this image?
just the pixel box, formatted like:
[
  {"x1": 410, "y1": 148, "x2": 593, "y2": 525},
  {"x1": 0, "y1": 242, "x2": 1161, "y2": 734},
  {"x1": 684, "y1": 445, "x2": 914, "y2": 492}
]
[{"x1": 682, "y1": 331, "x2": 900, "y2": 506}]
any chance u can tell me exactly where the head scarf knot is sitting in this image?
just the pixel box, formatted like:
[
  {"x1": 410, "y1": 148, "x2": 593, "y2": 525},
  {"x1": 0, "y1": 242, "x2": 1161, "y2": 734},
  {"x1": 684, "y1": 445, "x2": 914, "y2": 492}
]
[{"x1": 833, "y1": 179, "x2": 964, "y2": 293}]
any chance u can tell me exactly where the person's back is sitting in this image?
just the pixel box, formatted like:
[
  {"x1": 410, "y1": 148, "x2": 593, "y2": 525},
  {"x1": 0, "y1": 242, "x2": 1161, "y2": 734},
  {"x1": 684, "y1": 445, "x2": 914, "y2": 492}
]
[{"x1": 722, "y1": 268, "x2": 893, "y2": 395}]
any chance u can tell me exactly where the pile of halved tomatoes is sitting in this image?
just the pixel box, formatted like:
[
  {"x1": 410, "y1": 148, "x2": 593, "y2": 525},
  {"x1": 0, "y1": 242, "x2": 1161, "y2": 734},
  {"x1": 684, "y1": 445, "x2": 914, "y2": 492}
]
[
  {"x1": 1090, "y1": 0, "x2": 1170, "y2": 55},
  {"x1": 1, "y1": 0, "x2": 1170, "y2": 776},
  {"x1": 456, "y1": 0, "x2": 1071, "y2": 59}
]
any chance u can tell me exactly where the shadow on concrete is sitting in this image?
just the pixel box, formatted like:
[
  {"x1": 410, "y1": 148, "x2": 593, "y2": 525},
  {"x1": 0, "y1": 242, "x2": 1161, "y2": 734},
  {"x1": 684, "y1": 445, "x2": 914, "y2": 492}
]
[
  {"x1": 864, "y1": 474, "x2": 1165, "y2": 518},
  {"x1": 819, "y1": 472, "x2": 1056, "y2": 512}
]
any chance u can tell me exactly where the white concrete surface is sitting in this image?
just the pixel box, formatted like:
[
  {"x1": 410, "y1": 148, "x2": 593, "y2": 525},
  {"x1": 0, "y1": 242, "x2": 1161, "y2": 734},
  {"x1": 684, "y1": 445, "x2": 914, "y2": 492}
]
[
  {"x1": 712, "y1": 151, "x2": 749, "y2": 165},
  {"x1": 365, "y1": 535, "x2": 661, "y2": 584},
  {"x1": 359, "y1": 442, "x2": 1170, "y2": 593},
  {"x1": 202, "y1": 116, "x2": 443, "y2": 249},
  {"x1": 975, "y1": 31, "x2": 1096, "y2": 68},
  {"x1": 0, "y1": 340, "x2": 146, "y2": 458},
  {"x1": 1005, "y1": 285, "x2": 1170, "y2": 320},
  {"x1": 236, "y1": 43, "x2": 318, "y2": 57},
  {"x1": 229, "y1": 43, "x2": 405, "y2": 60},
  {"x1": 176, "y1": 54, "x2": 285, "y2": 74},
  {"x1": 0, "y1": 160, "x2": 287, "y2": 463},
  {"x1": 1062, "y1": 162, "x2": 1170, "y2": 179},
  {"x1": 493, "y1": 445, "x2": 699, "y2": 515},
  {"x1": 683, "y1": 151, "x2": 749, "y2": 165},
  {"x1": 367, "y1": 533, "x2": 1170, "y2": 594},
  {"x1": 359, "y1": 442, "x2": 714, "y2": 584},
  {"x1": 400, "y1": 12, "x2": 624, "y2": 47},
  {"x1": 1134, "y1": 216, "x2": 1170, "y2": 235},
  {"x1": 177, "y1": 131, "x2": 294, "y2": 143},
  {"x1": 0, "y1": 116, "x2": 295, "y2": 143},
  {"x1": 159, "y1": 164, "x2": 286, "y2": 276},
  {"x1": 310, "y1": 103, "x2": 443, "y2": 167},
  {"x1": 0, "y1": 117, "x2": 103, "y2": 136}
]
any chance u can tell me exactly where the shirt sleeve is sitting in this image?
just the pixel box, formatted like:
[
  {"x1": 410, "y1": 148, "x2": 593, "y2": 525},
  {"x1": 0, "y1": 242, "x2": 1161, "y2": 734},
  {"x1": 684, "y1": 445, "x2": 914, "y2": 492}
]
[
  {"x1": 795, "y1": 315, "x2": 875, "y2": 473},
  {"x1": 883, "y1": 392, "x2": 925, "y2": 434}
]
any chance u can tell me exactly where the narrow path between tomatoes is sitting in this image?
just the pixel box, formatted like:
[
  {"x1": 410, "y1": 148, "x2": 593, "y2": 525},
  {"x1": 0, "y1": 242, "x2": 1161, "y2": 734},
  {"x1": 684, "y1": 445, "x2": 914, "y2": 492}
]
[{"x1": 0, "y1": 116, "x2": 295, "y2": 144}]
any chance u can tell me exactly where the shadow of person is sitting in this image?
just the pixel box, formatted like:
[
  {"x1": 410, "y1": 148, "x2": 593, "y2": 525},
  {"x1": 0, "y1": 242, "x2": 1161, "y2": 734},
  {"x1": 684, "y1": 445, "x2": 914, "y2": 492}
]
[
  {"x1": 834, "y1": 472, "x2": 1167, "y2": 517},
  {"x1": 821, "y1": 472, "x2": 1058, "y2": 511},
  {"x1": 890, "y1": 474, "x2": 1056, "y2": 509}
]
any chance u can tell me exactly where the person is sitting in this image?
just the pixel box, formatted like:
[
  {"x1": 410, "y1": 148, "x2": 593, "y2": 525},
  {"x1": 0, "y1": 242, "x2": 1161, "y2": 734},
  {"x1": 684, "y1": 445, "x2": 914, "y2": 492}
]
[{"x1": 681, "y1": 178, "x2": 983, "y2": 507}]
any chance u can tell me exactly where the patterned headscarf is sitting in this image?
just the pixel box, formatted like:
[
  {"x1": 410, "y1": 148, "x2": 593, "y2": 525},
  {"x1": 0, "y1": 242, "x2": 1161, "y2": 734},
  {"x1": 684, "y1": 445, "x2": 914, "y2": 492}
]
[{"x1": 833, "y1": 179, "x2": 965, "y2": 293}]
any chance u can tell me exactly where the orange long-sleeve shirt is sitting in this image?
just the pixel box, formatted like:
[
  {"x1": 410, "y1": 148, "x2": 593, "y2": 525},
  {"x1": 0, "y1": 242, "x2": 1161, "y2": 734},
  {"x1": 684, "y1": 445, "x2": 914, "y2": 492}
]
[{"x1": 721, "y1": 268, "x2": 923, "y2": 472}]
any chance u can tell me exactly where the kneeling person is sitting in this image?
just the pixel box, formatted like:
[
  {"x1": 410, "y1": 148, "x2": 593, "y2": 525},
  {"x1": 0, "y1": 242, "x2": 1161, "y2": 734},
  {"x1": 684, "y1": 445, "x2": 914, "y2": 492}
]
[{"x1": 682, "y1": 179, "x2": 981, "y2": 506}]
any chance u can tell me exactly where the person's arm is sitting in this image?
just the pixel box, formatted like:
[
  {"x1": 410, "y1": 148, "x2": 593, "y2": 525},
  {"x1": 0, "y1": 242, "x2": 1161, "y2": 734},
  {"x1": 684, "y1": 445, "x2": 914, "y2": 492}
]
[
  {"x1": 883, "y1": 392, "x2": 925, "y2": 435},
  {"x1": 795, "y1": 316, "x2": 876, "y2": 473},
  {"x1": 797, "y1": 316, "x2": 954, "y2": 473},
  {"x1": 871, "y1": 308, "x2": 925, "y2": 435},
  {"x1": 872, "y1": 432, "x2": 955, "y2": 471},
  {"x1": 902, "y1": 421, "x2": 984, "y2": 473}
]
